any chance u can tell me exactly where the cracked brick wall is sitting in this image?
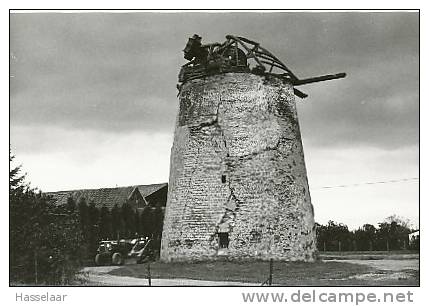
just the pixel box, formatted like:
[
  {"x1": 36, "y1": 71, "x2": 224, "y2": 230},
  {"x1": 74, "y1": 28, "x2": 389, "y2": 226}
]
[{"x1": 160, "y1": 73, "x2": 316, "y2": 262}]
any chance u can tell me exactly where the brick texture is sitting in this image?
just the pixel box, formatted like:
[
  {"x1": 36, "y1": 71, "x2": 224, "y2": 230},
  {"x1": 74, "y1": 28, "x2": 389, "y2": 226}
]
[{"x1": 160, "y1": 73, "x2": 316, "y2": 262}]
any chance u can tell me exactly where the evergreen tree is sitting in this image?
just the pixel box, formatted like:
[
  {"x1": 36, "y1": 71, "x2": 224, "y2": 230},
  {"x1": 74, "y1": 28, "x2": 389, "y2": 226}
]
[
  {"x1": 152, "y1": 207, "x2": 165, "y2": 237},
  {"x1": 10, "y1": 153, "x2": 83, "y2": 284},
  {"x1": 134, "y1": 210, "x2": 141, "y2": 236},
  {"x1": 66, "y1": 196, "x2": 76, "y2": 213},
  {"x1": 111, "y1": 204, "x2": 123, "y2": 240},
  {"x1": 376, "y1": 220, "x2": 410, "y2": 251},
  {"x1": 121, "y1": 202, "x2": 136, "y2": 238},
  {"x1": 140, "y1": 206, "x2": 153, "y2": 237},
  {"x1": 315, "y1": 223, "x2": 327, "y2": 251},
  {"x1": 354, "y1": 224, "x2": 376, "y2": 251},
  {"x1": 9, "y1": 152, "x2": 27, "y2": 197},
  {"x1": 151, "y1": 207, "x2": 165, "y2": 252},
  {"x1": 99, "y1": 205, "x2": 112, "y2": 240},
  {"x1": 77, "y1": 198, "x2": 89, "y2": 239},
  {"x1": 87, "y1": 201, "x2": 100, "y2": 256}
]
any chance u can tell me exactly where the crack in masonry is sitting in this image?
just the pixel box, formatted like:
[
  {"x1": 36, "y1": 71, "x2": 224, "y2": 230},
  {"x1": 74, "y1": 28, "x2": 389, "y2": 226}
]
[
  {"x1": 208, "y1": 101, "x2": 244, "y2": 243},
  {"x1": 191, "y1": 99, "x2": 294, "y2": 247},
  {"x1": 189, "y1": 117, "x2": 218, "y2": 130},
  {"x1": 188, "y1": 99, "x2": 222, "y2": 133},
  {"x1": 233, "y1": 136, "x2": 295, "y2": 163}
]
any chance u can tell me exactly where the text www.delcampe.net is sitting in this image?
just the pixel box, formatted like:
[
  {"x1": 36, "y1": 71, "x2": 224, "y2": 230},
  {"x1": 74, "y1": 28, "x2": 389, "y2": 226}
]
[{"x1": 241, "y1": 290, "x2": 414, "y2": 305}]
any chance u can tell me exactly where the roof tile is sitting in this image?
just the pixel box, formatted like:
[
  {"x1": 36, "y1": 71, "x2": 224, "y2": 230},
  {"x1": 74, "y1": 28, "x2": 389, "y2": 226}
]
[{"x1": 46, "y1": 183, "x2": 167, "y2": 210}]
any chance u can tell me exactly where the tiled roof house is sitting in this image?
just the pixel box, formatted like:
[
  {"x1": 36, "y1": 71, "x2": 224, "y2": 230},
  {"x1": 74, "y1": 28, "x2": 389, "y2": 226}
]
[{"x1": 45, "y1": 183, "x2": 168, "y2": 211}]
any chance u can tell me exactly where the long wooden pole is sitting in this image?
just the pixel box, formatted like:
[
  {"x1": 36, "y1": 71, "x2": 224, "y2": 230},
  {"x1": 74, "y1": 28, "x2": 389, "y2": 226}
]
[
  {"x1": 147, "y1": 263, "x2": 152, "y2": 286},
  {"x1": 268, "y1": 259, "x2": 273, "y2": 286},
  {"x1": 34, "y1": 249, "x2": 38, "y2": 285}
]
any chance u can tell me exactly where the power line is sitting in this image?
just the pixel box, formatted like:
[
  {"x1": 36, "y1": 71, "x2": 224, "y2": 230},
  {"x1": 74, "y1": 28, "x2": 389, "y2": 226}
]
[{"x1": 313, "y1": 177, "x2": 419, "y2": 190}]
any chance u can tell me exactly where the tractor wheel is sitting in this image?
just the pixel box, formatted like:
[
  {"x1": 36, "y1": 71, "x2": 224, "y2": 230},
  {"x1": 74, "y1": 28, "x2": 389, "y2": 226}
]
[
  {"x1": 95, "y1": 254, "x2": 102, "y2": 266},
  {"x1": 112, "y1": 252, "x2": 124, "y2": 265}
]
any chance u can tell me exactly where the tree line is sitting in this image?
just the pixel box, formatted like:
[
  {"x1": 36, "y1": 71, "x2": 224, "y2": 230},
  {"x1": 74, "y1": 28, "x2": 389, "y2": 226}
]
[
  {"x1": 316, "y1": 218, "x2": 419, "y2": 252},
  {"x1": 70, "y1": 197, "x2": 164, "y2": 259}
]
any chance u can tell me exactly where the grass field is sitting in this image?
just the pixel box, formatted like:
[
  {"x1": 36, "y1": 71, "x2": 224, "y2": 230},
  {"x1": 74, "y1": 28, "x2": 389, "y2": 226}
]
[
  {"x1": 108, "y1": 255, "x2": 419, "y2": 286},
  {"x1": 319, "y1": 250, "x2": 419, "y2": 260}
]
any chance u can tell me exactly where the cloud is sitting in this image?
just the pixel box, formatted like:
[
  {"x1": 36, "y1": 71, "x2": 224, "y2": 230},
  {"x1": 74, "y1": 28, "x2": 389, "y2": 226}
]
[
  {"x1": 10, "y1": 13, "x2": 181, "y2": 133},
  {"x1": 10, "y1": 12, "x2": 418, "y2": 150}
]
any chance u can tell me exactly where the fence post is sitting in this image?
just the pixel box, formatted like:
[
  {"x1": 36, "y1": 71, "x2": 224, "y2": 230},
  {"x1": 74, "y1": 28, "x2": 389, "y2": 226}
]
[
  {"x1": 268, "y1": 259, "x2": 273, "y2": 286},
  {"x1": 147, "y1": 263, "x2": 152, "y2": 286},
  {"x1": 34, "y1": 249, "x2": 38, "y2": 285}
]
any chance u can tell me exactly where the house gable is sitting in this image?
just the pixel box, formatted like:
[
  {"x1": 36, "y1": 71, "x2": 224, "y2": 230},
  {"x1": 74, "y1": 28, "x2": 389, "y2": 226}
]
[
  {"x1": 144, "y1": 185, "x2": 168, "y2": 208},
  {"x1": 127, "y1": 187, "x2": 147, "y2": 210}
]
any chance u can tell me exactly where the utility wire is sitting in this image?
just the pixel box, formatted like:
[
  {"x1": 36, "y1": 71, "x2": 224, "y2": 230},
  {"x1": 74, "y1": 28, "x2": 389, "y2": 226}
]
[{"x1": 313, "y1": 177, "x2": 419, "y2": 190}]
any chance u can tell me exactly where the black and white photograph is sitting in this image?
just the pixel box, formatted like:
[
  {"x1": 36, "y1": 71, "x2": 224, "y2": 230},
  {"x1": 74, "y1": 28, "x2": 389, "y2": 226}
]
[{"x1": 9, "y1": 9, "x2": 420, "y2": 294}]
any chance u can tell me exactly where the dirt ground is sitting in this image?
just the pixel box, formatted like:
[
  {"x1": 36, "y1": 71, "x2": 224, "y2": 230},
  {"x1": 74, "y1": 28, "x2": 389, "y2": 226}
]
[
  {"x1": 80, "y1": 265, "x2": 259, "y2": 286},
  {"x1": 79, "y1": 254, "x2": 419, "y2": 286}
]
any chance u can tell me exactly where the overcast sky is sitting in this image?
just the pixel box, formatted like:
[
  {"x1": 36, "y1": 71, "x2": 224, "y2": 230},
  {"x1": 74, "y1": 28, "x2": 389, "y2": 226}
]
[{"x1": 10, "y1": 11, "x2": 419, "y2": 229}]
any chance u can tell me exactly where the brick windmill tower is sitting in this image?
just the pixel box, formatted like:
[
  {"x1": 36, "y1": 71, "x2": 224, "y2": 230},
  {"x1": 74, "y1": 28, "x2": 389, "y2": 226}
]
[{"x1": 160, "y1": 35, "x2": 345, "y2": 262}]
